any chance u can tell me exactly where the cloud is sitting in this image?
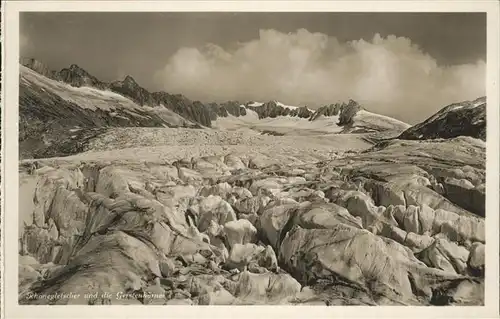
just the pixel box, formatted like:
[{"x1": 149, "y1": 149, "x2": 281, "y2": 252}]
[{"x1": 155, "y1": 29, "x2": 485, "y2": 123}]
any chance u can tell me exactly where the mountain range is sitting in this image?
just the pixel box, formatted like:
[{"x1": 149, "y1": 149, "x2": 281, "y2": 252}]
[{"x1": 19, "y1": 57, "x2": 486, "y2": 160}]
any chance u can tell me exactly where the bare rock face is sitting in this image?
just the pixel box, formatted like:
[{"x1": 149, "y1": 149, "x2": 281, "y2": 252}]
[
  {"x1": 109, "y1": 75, "x2": 156, "y2": 106},
  {"x1": 309, "y1": 99, "x2": 361, "y2": 125},
  {"x1": 309, "y1": 103, "x2": 343, "y2": 121},
  {"x1": 220, "y1": 101, "x2": 247, "y2": 117},
  {"x1": 246, "y1": 101, "x2": 313, "y2": 119},
  {"x1": 151, "y1": 92, "x2": 214, "y2": 127},
  {"x1": 58, "y1": 64, "x2": 108, "y2": 90}
]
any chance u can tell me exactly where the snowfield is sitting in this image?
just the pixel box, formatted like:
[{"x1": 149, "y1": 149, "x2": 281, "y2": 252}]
[
  {"x1": 212, "y1": 110, "x2": 344, "y2": 135},
  {"x1": 36, "y1": 127, "x2": 372, "y2": 165},
  {"x1": 352, "y1": 110, "x2": 411, "y2": 132}
]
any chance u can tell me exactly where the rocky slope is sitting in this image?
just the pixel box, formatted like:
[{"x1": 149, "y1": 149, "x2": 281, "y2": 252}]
[
  {"x1": 20, "y1": 59, "x2": 217, "y2": 127},
  {"x1": 18, "y1": 133, "x2": 485, "y2": 305},
  {"x1": 399, "y1": 97, "x2": 486, "y2": 141},
  {"x1": 19, "y1": 65, "x2": 200, "y2": 159},
  {"x1": 58, "y1": 64, "x2": 108, "y2": 90},
  {"x1": 20, "y1": 59, "x2": 327, "y2": 129}
]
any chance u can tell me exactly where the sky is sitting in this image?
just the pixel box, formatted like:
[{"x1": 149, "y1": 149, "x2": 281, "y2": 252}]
[{"x1": 20, "y1": 12, "x2": 486, "y2": 124}]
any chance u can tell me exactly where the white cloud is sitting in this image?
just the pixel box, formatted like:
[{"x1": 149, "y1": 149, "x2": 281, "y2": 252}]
[{"x1": 155, "y1": 29, "x2": 485, "y2": 123}]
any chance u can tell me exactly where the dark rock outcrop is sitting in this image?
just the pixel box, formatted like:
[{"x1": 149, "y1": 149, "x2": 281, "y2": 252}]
[
  {"x1": 309, "y1": 99, "x2": 362, "y2": 126},
  {"x1": 309, "y1": 103, "x2": 344, "y2": 121},
  {"x1": 152, "y1": 92, "x2": 213, "y2": 127},
  {"x1": 207, "y1": 102, "x2": 229, "y2": 119},
  {"x1": 293, "y1": 106, "x2": 313, "y2": 118},
  {"x1": 58, "y1": 64, "x2": 108, "y2": 90},
  {"x1": 338, "y1": 100, "x2": 363, "y2": 126},
  {"x1": 21, "y1": 58, "x2": 216, "y2": 127},
  {"x1": 247, "y1": 101, "x2": 285, "y2": 119},
  {"x1": 399, "y1": 97, "x2": 486, "y2": 141},
  {"x1": 220, "y1": 101, "x2": 247, "y2": 117},
  {"x1": 19, "y1": 65, "x2": 198, "y2": 159},
  {"x1": 109, "y1": 75, "x2": 156, "y2": 106},
  {"x1": 247, "y1": 101, "x2": 313, "y2": 119}
]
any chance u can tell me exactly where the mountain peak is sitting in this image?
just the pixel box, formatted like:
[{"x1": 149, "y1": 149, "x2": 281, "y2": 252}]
[
  {"x1": 123, "y1": 75, "x2": 138, "y2": 86},
  {"x1": 347, "y1": 99, "x2": 359, "y2": 106},
  {"x1": 399, "y1": 96, "x2": 486, "y2": 141},
  {"x1": 58, "y1": 63, "x2": 107, "y2": 90},
  {"x1": 69, "y1": 64, "x2": 82, "y2": 70}
]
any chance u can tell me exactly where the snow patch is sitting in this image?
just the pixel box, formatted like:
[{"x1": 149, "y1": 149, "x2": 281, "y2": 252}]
[
  {"x1": 247, "y1": 101, "x2": 263, "y2": 107},
  {"x1": 275, "y1": 101, "x2": 299, "y2": 110},
  {"x1": 353, "y1": 110, "x2": 410, "y2": 131},
  {"x1": 213, "y1": 110, "x2": 342, "y2": 134},
  {"x1": 21, "y1": 65, "x2": 192, "y2": 127},
  {"x1": 473, "y1": 100, "x2": 485, "y2": 108},
  {"x1": 449, "y1": 105, "x2": 465, "y2": 111}
]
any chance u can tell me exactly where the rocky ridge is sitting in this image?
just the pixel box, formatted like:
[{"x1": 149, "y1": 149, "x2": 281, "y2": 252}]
[
  {"x1": 21, "y1": 59, "x2": 317, "y2": 128},
  {"x1": 20, "y1": 58, "x2": 397, "y2": 133},
  {"x1": 399, "y1": 96, "x2": 486, "y2": 141},
  {"x1": 246, "y1": 101, "x2": 313, "y2": 119},
  {"x1": 19, "y1": 65, "x2": 201, "y2": 159}
]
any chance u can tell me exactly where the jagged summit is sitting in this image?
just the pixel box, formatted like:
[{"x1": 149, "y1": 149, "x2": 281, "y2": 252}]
[
  {"x1": 20, "y1": 59, "x2": 217, "y2": 126},
  {"x1": 109, "y1": 74, "x2": 155, "y2": 106},
  {"x1": 58, "y1": 63, "x2": 107, "y2": 90},
  {"x1": 309, "y1": 99, "x2": 361, "y2": 122},
  {"x1": 245, "y1": 100, "x2": 313, "y2": 119},
  {"x1": 122, "y1": 75, "x2": 139, "y2": 87},
  {"x1": 69, "y1": 64, "x2": 82, "y2": 70}
]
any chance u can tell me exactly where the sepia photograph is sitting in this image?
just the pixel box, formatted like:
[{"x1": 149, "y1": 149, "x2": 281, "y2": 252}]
[{"x1": 1, "y1": 1, "x2": 498, "y2": 317}]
